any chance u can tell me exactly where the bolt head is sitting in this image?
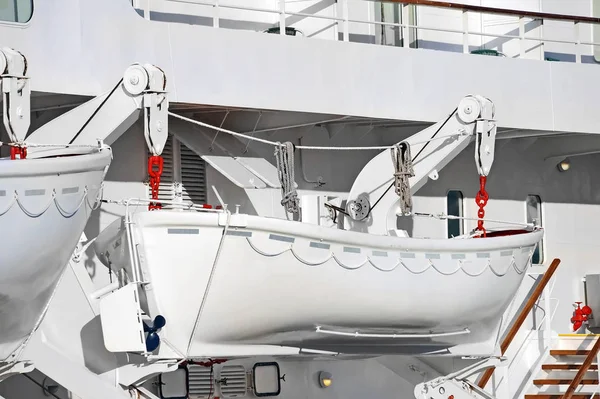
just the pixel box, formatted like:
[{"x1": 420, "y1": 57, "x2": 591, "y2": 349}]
[
  {"x1": 129, "y1": 75, "x2": 140, "y2": 85},
  {"x1": 464, "y1": 106, "x2": 472, "y2": 114}
]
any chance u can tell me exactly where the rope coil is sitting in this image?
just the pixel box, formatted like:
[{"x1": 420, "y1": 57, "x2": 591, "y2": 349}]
[
  {"x1": 391, "y1": 142, "x2": 415, "y2": 215},
  {"x1": 274, "y1": 142, "x2": 300, "y2": 215}
]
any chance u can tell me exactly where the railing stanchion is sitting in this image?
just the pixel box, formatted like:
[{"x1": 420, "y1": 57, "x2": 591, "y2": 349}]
[
  {"x1": 462, "y1": 10, "x2": 469, "y2": 53},
  {"x1": 575, "y1": 21, "x2": 581, "y2": 63},
  {"x1": 213, "y1": 0, "x2": 219, "y2": 28},
  {"x1": 402, "y1": 3, "x2": 410, "y2": 48},
  {"x1": 342, "y1": 0, "x2": 349, "y2": 42},
  {"x1": 543, "y1": 279, "x2": 552, "y2": 348},
  {"x1": 519, "y1": 16, "x2": 525, "y2": 58},
  {"x1": 279, "y1": 0, "x2": 286, "y2": 36}
]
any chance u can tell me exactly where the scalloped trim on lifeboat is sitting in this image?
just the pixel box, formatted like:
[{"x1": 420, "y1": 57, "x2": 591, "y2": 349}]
[
  {"x1": 223, "y1": 229, "x2": 534, "y2": 276},
  {"x1": 0, "y1": 185, "x2": 103, "y2": 218}
]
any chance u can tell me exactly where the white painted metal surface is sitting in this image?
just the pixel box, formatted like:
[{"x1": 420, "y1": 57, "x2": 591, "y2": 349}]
[
  {"x1": 96, "y1": 208, "x2": 541, "y2": 358},
  {"x1": 1, "y1": 2, "x2": 599, "y2": 398},
  {"x1": 99, "y1": 283, "x2": 146, "y2": 353},
  {"x1": 21, "y1": 332, "x2": 131, "y2": 399},
  {"x1": 202, "y1": 156, "x2": 268, "y2": 189},
  {"x1": 0, "y1": 1, "x2": 599, "y2": 135},
  {"x1": 235, "y1": 157, "x2": 281, "y2": 188},
  {"x1": 0, "y1": 146, "x2": 112, "y2": 362},
  {"x1": 140, "y1": 0, "x2": 591, "y2": 65}
]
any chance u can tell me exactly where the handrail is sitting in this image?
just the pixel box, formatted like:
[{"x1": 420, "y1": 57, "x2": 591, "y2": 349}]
[
  {"x1": 377, "y1": 0, "x2": 600, "y2": 25},
  {"x1": 477, "y1": 258, "x2": 561, "y2": 389},
  {"x1": 152, "y1": 0, "x2": 600, "y2": 63},
  {"x1": 564, "y1": 337, "x2": 600, "y2": 399}
]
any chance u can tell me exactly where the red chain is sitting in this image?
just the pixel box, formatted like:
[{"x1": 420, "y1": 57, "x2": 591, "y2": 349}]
[
  {"x1": 148, "y1": 155, "x2": 164, "y2": 211},
  {"x1": 475, "y1": 175, "x2": 489, "y2": 238},
  {"x1": 10, "y1": 145, "x2": 27, "y2": 160}
]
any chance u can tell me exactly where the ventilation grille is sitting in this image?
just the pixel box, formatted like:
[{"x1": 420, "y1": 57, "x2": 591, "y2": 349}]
[
  {"x1": 180, "y1": 143, "x2": 207, "y2": 204},
  {"x1": 188, "y1": 365, "x2": 213, "y2": 399},
  {"x1": 218, "y1": 365, "x2": 247, "y2": 398}
]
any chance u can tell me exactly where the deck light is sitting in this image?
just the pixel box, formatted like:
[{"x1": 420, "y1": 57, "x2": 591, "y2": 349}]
[
  {"x1": 319, "y1": 371, "x2": 332, "y2": 388},
  {"x1": 557, "y1": 158, "x2": 570, "y2": 172}
]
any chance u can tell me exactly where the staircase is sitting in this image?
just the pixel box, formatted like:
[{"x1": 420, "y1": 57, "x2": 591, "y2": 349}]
[{"x1": 525, "y1": 335, "x2": 600, "y2": 399}]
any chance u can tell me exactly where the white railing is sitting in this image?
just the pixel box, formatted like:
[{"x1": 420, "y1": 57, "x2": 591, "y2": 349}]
[
  {"x1": 132, "y1": 0, "x2": 600, "y2": 63},
  {"x1": 500, "y1": 271, "x2": 560, "y2": 399}
]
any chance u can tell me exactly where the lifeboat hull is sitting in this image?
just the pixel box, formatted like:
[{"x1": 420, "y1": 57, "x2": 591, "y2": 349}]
[
  {"x1": 100, "y1": 209, "x2": 542, "y2": 358},
  {"x1": 0, "y1": 148, "x2": 112, "y2": 361}
]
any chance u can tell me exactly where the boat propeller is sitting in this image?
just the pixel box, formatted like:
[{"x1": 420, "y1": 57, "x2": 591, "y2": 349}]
[{"x1": 143, "y1": 315, "x2": 166, "y2": 352}]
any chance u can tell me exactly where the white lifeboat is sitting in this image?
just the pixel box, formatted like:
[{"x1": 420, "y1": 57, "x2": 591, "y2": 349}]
[
  {"x1": 0, "y1": 146, "x2": 112, "y2": 361},
  {"x1": 93, "y1": 94, "x2": 542, "y2": 359},
  {"x1": 95, "y1": 207, "x2": 542, "y2": 358}
]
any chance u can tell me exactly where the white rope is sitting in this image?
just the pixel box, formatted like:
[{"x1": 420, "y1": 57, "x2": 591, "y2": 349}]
[
  {"x1": 16, "y1": 191, "x2": 56, "y2": 217},
  {"x1": 54, "y1": 187, "x2": 89, "y2": 217},
  {"x1": 170, "y1": 112, "x2": 278, "y2": 146},
  {"x1": 391, "y1": 142, "x2": 414, "y2": 215},
  {"x1": 297, "y1": 144, "x2": 392, "y2": 151},
  {"x1": 0, "y1": 192, "x2": 17, "y2": 216},
  {"x1": 169, "y1": 111, "x2": 466, "y2": 151},
  {"x1": 0, "y1": 189, "x2": 95, "y2": 218},
  {"x1": 85, "y1": 183, "x2": 105, "y2": 211},
  {"x1": 274, "y1": 142, "x2": 300, "y2": 214},
  {"x1": 296, "y1": 133, "x2": 465, "y2": 150},
  {"x1": 412, "y1": 212, "x2": 536, "y2": 228},
  {"x1": 0, "y1": 141, "x2": 101, "y2": 149}
]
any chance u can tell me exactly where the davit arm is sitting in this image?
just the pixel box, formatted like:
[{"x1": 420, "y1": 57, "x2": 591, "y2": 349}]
[
  {"x1": 26, "y1": 64, "x2": 169, "y2": 157},
  {"x1": 342, "y1": 95, "x2": 497, "y2": 235}
]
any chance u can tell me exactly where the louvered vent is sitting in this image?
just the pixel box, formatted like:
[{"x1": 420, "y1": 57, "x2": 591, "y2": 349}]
[
  {"x1": 218, "y1": 365, "x2": 247, "y2": 398},
  {"x1": 188, "y1": 365, "x2": 214, "y2": 399},
  {"x1": 180, "y1": 143, "x2": 207, "y2": 204}
]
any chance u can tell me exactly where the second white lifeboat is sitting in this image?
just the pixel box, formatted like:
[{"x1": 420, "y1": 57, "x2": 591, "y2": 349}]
[{"x1": 0, "y1": 145, "x2": 112, "y2": 361}]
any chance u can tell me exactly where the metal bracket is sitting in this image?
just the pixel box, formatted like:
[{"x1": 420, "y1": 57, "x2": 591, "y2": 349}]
[
  {"x1": 0, "y1": 361, "x2": 35, "y2": 383},
  {"x1": 123, "y1": 64, "x2": 169, "y2": 156},
  {"x1": 473, "y1": 97, "x2": 497, "y2": 177},
  {"x1": 0, "y1": 47, "x2": 30, "y2": 143},
  {"x1": 346, "y1": 194, "x2": 370, "y2": 221},
  {"x1": 414, "y1": 357, "x2": 504, "y2": 399}
]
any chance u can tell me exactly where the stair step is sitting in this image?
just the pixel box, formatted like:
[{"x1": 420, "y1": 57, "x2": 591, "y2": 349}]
[
  {"x1": 525, "y1": 395, "x2": 595, "y2": 399},
  {"x1": 542, "y1": 364, "x2": 599, "y2": 370},
  {"x1": 550, "y1": 350, "x2": 593, "y2": 356},
  {"x1": 533, "y1": 379, "x2": 599, "y2": 385}
]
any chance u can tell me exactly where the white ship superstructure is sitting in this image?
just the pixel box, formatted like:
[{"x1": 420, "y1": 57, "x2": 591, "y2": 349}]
[{"x1": 1, "y1": 1, "x2": 600, "y2": 399}]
